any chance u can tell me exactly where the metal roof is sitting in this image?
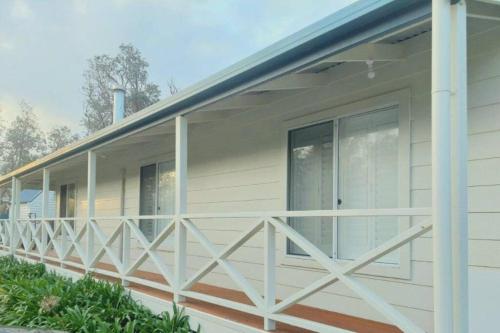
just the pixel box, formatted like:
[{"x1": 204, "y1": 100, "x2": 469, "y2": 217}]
[{"x1": 0, "y1": 0, "x2": 431, "y2": 185}]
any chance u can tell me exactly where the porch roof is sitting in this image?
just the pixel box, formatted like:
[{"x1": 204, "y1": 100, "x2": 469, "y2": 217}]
[{"x1": 0, "y1": 0, "x2": 434, "y2": 185}]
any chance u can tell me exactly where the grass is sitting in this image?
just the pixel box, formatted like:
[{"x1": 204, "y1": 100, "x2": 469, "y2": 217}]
[{"x1": 0, "y1": 256, "x2": 200, "y2": 333}]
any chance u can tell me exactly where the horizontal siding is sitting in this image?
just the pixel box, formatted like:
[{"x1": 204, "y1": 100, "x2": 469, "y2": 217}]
[
  {"x1": 414, "y1": 238, "x2": 500, "y2": 269},
  {"x1": 412, "y1": 130, "x2": 500, "y2": 165}
]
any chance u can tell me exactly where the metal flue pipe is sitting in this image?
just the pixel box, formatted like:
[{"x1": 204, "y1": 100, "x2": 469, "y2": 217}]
[{"x1": 112, "y1": 86, "x2": 125, "y2": 124}]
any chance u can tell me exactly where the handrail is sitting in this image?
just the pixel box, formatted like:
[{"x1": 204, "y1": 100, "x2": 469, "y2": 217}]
[
  {"x1": 90, "y1": 215, "x2": 176, "y2": 220},
  {"x1": 12, "y1": 208, "x2": 432, "y2": 223},
  {"x1": 42, "y1": 208, "x2": 434, "y2": 222},
  {"x1": 16, "y1": 217, "x2": 86, "y2": 222},
  {"x1": 180, "y1": 207, "x2": 431, "y2": 219}
]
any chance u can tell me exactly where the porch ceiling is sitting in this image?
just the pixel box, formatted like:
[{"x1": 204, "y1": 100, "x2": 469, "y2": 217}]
[
  {"x1": 17, "y1": 154, "x2": 89, "y2": 189},
  {"x1": 191, "y1": 13, "x2": 499, "y2": 120}
]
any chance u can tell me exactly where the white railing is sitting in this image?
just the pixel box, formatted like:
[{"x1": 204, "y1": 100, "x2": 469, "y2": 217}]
[{"x1": 0, "y1": 208, "x2": 432, "y2": 333}]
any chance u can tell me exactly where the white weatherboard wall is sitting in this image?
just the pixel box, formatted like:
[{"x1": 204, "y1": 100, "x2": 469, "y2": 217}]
[{"x1": 59, "y1": 21, "x2": 500, "y2": 332}]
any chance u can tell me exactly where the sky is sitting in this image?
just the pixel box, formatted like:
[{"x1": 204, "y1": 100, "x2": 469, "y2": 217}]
[{"x1": 0, "y1": 0, "x2": 355, "y2": 134}]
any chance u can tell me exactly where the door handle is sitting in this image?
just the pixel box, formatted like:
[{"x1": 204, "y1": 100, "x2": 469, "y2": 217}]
[{"x1": 337, "y1": 198, "x2": 342, "y2": 205}]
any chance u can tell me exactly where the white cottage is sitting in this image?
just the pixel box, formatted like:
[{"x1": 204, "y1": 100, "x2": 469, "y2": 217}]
[
  {"x1": 18, "y1": 189, "x2": 56, "y2": 220},
  {"x1": 1, "y1": 1, "x2": 499, "y2": 332}
]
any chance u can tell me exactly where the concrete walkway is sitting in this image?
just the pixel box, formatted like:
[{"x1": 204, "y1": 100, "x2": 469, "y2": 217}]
[{"x1": 0, "y1": 328, "x2": 66, "y2": 333}]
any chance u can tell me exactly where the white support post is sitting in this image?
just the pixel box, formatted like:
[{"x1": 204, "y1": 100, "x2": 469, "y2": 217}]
[
  {"x1": 432, "y1": 1, "x2": 454, "y2": 332},
  {"x1": 120, "y1": 169, "x2": 129, "y2": 286},
  {"x1": 41, "y1": 168, "x2": 50, "y2": 263},
  {"x1": 174, "y1": 116, "x2": 188, "y2": 304},
  {"x1": 86, "y1": 150, "x2": 96, "y2": 272},
  {"x1": 60, "y1": 218, "x2": 67, "y2": 268},
  {"x1": 15, "y1": 177, "x2": 21, "y2": 255},
  {"x1": 122, "y1": 220, "x2": 130, "y2": 287},
  {"x1": 264, "y1": 220, "x2": 276, "y2": 331},
  {"x1": 451, "y1": 1, "x2": 469, "y2": 333},
  {"x1": 60, "y1": 222, "x2": 66, "y2": 267},
  {"x1": 9, "y1": 177, "x2": 20, "y2": 255},
  {"x1": 15, "y1": 178, "x2": 21, "y2": 255}
]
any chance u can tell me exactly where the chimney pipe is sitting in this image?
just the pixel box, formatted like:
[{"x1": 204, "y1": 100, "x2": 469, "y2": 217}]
[{"x1": 112, "y1": 86, "x2": 125, "y2": 124}]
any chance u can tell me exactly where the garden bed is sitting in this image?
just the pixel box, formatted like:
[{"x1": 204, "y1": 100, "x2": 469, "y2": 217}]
[{"x1": 0, "y1": 257, "x2": 199, "y2": 333}]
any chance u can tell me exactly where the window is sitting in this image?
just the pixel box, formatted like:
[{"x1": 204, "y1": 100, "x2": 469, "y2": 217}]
[
  {"x1": 139, "y1": 161, "x2": 175, "y2": 241},
  {"x1": 287, "y1": 107, "x2": 401, "y2": 264}
]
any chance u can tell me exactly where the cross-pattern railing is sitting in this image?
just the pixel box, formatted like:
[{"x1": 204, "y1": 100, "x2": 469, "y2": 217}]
[{"x1": 0, "y1": 208, "x2": 432, "y2": 333}]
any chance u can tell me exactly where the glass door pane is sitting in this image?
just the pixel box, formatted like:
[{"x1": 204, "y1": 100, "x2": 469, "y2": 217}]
[
  {"x1": 157, "y1": 160, "x2": 175, "y2": 234},
  {"x1": 288, "y1": 121, "x2": 333, "y2": 257},
  {"x1": 67, "y1": 184, "x2": 76, "y2": 227},
  {"x1": 59, "y1": 185, "x2": 67, "y2": 218},
  {"x1": 66, "y1": 184, "x2": 76, "y2": 229},
  {"x1": 139, "y1": 164, "x2": 157, "y2": 241},
  {"x1": 337, "y1": 108, "x2": 399, "y2": 264}
]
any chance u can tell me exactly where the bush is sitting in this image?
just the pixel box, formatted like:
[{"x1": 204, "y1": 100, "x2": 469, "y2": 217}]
[{"x1": 0, "y1": 256, "x2": 199, "y2": 333}]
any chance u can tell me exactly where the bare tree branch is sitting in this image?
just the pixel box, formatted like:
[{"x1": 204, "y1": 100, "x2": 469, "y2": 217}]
[{"x1": 81, "y1": 44, "x2": 163, "y2": 134}]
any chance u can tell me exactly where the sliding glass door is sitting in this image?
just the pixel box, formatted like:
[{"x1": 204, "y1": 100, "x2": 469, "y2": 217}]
[
  {"x1": 287, "y1": 107, "x2": 400, "y2": 264},
  {"x1": 59, "y1": 184, "x2": 76, "y2": 218}
]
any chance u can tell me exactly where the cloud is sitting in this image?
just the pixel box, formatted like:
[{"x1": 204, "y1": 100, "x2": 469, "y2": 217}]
[
  {"x1": 73, "y1": 0, "x2": 88, "y2": 15},
  {"x1": 10, "y1": 0, "x2": 33, "y2": 19},
  {"x1": 0, "y1": 41, "x2": 14, "y2": 51},
  {"x1": 0, "y1": 95, "x2": 18, "y2": 123},
  {"x1": 0, "y1": 0, "x2": 356, "y2": 134},
  {"x1": 0, "y1": 94, "x2": 80, "y2": 133}
]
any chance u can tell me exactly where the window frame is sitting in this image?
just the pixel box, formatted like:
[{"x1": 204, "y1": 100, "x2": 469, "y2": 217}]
[{"x1": 280, "y1": 89, "x2": 411, "y2": 280}]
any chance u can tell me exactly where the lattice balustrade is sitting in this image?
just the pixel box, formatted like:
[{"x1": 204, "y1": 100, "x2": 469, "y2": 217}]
[{"x1": 0, "y1": 208, "x2": 431, "y2": 333}]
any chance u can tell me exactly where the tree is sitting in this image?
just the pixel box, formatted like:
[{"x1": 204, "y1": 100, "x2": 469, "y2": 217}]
[
  {"x1": 0, "y1": 101, "x2": 46, "y2": 174},
  {"x1": 167, "y1": 78, "x2": 178, "y2": 95},
  {"x1": 0, "y1": 183, "x2": 10, "y2": 219},
  {"x1": 46, "y1": 125, "x2": 80, "y2": 153},
  {"x1": 0, "y1": 107, "x2": 4, "y2": 153},
  {"x1": 81, "y1": 44, "x2": 161, "y2": 134}
]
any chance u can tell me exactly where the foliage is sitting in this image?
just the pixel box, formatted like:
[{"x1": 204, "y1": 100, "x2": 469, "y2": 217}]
[
  {"x1": 0, "y1": 256, "x2": 200, "y2": 333},
  {"x1": 0, "y1": 101, "x2": 46, "y2": 174},
  {"x1": 81, "y1": 44, "x2": 164, "y2": 134},
  {"x1": 0, "y1": 44, "x2": 175, "y2": 174},
  {"x1": 0, "y1": 107, "x2": 4, "y2": 148},
  {"x1": 46, "y1": 125, "x2": 80, "y2": 153},
  {"x1": 166, "y1": 78, "x2": 178, "y2": 96},
  {"x1": 0, "y1": 102, "x2": 81, "y2": 174}
]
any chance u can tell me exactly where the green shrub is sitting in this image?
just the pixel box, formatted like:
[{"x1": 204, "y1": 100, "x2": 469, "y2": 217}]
[{"x1": 0, "y1": 256, "x2": 200, "y2": 333}]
